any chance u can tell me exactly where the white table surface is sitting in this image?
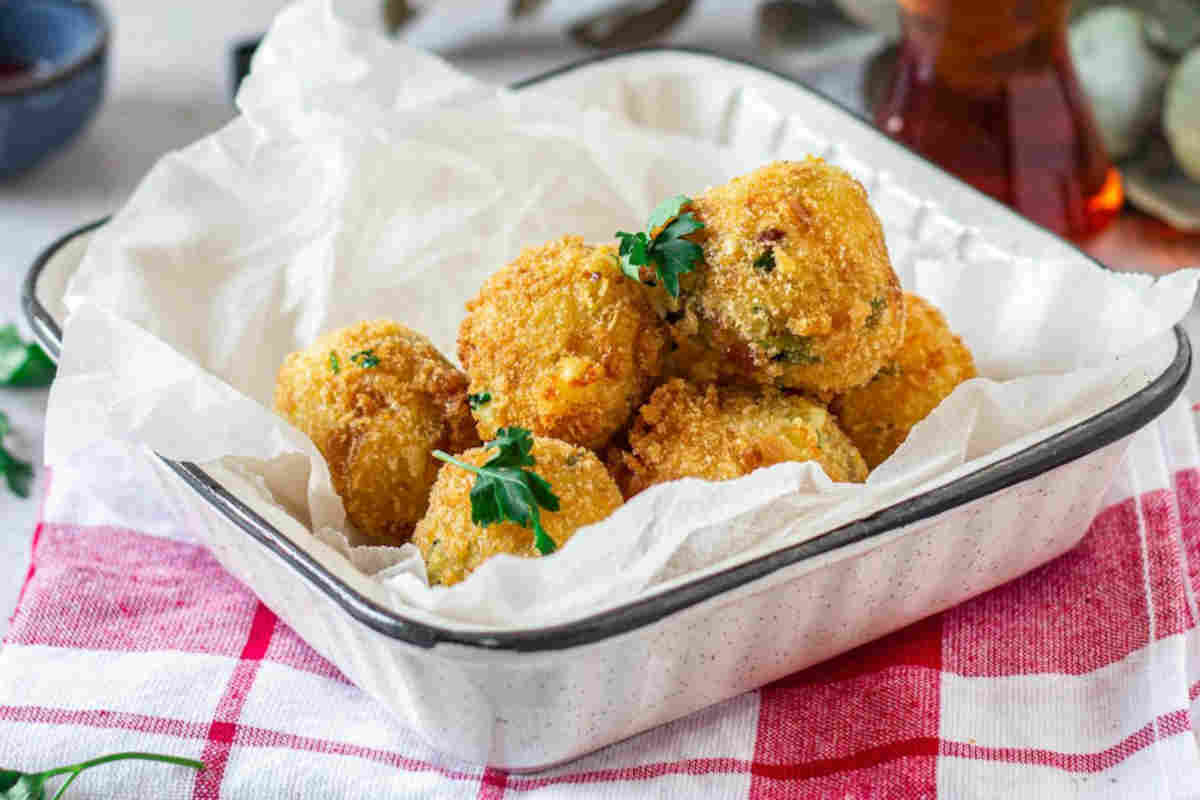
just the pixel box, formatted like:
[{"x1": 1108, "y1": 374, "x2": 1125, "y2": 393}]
[
  {"x1": 0, "y1": 0, "x2": 887, "y2": 638},
  {"x1": 0, "y1": 0, "x2": 284, "y2": 639}
]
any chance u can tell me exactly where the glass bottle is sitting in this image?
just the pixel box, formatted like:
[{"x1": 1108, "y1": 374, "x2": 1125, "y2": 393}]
[{"x1": 874, "y1": 0, "x2": 1123, "y2": 238}]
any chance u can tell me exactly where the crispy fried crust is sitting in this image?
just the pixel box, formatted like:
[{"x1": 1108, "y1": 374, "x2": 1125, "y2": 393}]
[
  {"x1": 615, "y1": 378, "x2": 868, "y2": 497},
  {"x1": 456, "y1": 236, "x2": 667, "y2": 450},
  {"x1": 458, "y1": 236, "x2": 668, "y2": 451},
  {"x1": 658, "y1": 158, "x2": 905, "y2": 392},
  {"x1": 274, "y1": 319, "x2": 479, "y2": 545},
  {"x1": 413, "y1": 437, "x2": 624, "y2": 586},
  {"x1": 832, "y1": 293, "x2": 977, "y2": 469}
]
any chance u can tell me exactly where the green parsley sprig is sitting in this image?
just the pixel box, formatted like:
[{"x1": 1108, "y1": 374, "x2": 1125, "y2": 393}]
[
  {"x1": 1, "y1": 751, "x2": 204, "y2": 800},
  {"x1": 350, "y1": 349, "x2": 380, "y2": 369},
  {"x1": 616, "y1": 195, "x2": 705, "y2": 298},
  {"x1": 0, "y1": 411, "x2": 32, "y2": 498},
  {"x1": 433, "y1": 427, "x2": 560, "y2": 555},
  {"x1": 0, "y1": 325, "x2": 51, "y2": 498},
  {"x1": 0, "y1": 325, "x2": 55, "y2": 387},
  {"x1": 467, "y1": 392, "x2": 491, "y2": 410}
]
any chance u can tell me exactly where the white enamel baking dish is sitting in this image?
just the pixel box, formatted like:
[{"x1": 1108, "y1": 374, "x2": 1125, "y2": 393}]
[{"x1": 24, "y1": 48, "x2": 1191, "y2": 770}]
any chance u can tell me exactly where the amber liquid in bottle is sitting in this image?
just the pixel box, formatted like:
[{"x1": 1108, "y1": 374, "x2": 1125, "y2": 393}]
[{"x1": 874, "y1": 0, "x2": 1122, "y2": 238}]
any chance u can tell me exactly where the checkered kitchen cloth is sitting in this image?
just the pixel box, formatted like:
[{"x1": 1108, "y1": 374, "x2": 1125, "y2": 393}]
[{"x1": 5, "y1": 397, "x2": 1200, "y2": 798}]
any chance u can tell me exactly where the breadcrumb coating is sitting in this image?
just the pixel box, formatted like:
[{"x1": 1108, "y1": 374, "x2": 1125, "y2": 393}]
[
  {"x1": 458, "y1": 236, "x2": 668, "y2": 450},
  {"x1": 413, "y1": 437, "x2": 624, "y2": 586},
  {"x1": 659, "y1": 158, "x2": 905, "y2": 392},
  {"x1": 615, "y1": 378, "x2": 868, "y2": 497},
  {"x1": 274, "y1": 319, "x2": 478, "y2": 545},
  {"x1": 832, "y1": 293, "x2": 977, "y2": 469}
]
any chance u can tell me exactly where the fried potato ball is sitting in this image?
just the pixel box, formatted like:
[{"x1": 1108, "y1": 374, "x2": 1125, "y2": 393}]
[
  {"x1": 413, "y1": 437, "x2": 624, "y2": 586},
  {"x1": 832, "y1": 293, "x2": 977, "y2": 469},
  {"x1": 659, "y1": 158, "x2": 904, "y2": 393},
  {"x1": 458, "y1": 236, "x2": 668, "y2": 451},
  {"x1": 274, "y1": 320, "x2": 479, "y2": 545},
  {"x1": 614, "y1": 378, "x2": 868, "y2": 497}
]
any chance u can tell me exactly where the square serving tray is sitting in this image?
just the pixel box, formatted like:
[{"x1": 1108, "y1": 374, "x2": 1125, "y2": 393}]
[{"x1": 24, "y1": 48, "x2": 1191, "y2": 770}]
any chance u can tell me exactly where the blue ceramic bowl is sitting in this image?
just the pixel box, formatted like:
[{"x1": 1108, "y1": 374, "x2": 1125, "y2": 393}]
[{"x1": 0, "y1": 0, "x2": 108, "y2": 177}]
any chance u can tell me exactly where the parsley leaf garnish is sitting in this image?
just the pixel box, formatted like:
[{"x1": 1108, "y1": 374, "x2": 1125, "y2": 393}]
[
  {"x1": 753, "y1": 249, "x2": 776, "y2": 273},
  {"x1": 616, "y1": 195, "x2": 705, "y2": 298},
  {"x1": 433, "y1": 427, "x2": 560, "y2": 555},
  {"x1": 0, "y1": 411, "x2": 32, "y2": 499},
  {"x1": 467, "y1": 392, "x2": 491, "y2": 410},
  {"x1": 349, "y1": 349, "x2": 380, "y2": 369},
  {"x1": 767, "y1": 334, "x2": 822, "y2": 365},
  {"x1": 1, "y1": 751, "x2": 204, "y2": 799},
  {"x1": 865, "y1": 296, "x2": 887, "y2": 328},
  {"x1": 0, "y1": 325, "x2": 55, "y2": 387},
  {"x1": 329, "y1": 352, "x2": 340, "y2": 374}
]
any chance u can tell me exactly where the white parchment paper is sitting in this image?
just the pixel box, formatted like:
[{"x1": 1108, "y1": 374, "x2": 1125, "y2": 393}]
[{"x1": 45, "y1": 0, "x2": 1200, "y2": 627}]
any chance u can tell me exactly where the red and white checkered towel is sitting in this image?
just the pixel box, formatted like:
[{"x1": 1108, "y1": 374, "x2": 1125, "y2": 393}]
[{"x1": 5, "y1": 397, "x2": 1200, "y2": 798}]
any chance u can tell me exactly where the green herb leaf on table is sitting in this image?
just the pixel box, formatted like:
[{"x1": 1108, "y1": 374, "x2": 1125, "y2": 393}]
[
  {"x1": 432, "y1": 426, "x2": 561, "y2": 555},
  {"x1": 616, "y1": 195, "x2": 705, "y2": 299},
  {"x1": 0, "y1": 752, "x2": 204, "y2": 800},
  {"x1": 0, "y1": 411, "x2": 32, "y2": 499},
  {"x1": 0, "y1": 326, "x2": 55, "y2": 387},
  {"x1": 0, "y1": 770, "x2": 45, "y2": 800}
]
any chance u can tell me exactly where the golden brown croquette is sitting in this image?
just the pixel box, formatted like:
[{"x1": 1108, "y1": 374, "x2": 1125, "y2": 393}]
[
  {"x1": 832, "y1": 293, "x2": 976, "y2": 469},
  {"x1": 614, "y1": 378, "x2": 868, "y2": 497},
  {"x1": 274, "y1": 319, "x2": 479, "y2": 545},
  {"x1": 657, "y1": 158, "x2": 905, "y2": 393},
  {"x1": 458, "y1": 236, "x2": 668, "y2": 450},
  {"x1": 413, "y1": 436, "x2": 624, "y2": 586}
]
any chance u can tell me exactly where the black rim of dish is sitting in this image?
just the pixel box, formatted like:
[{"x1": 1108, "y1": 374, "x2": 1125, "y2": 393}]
[
  {"x1": 23, "y1": 48, "x2": 1194, "y2": 653},
  {"x1": 0, "y1": 0, "x2": 109, "y2": 97}
]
